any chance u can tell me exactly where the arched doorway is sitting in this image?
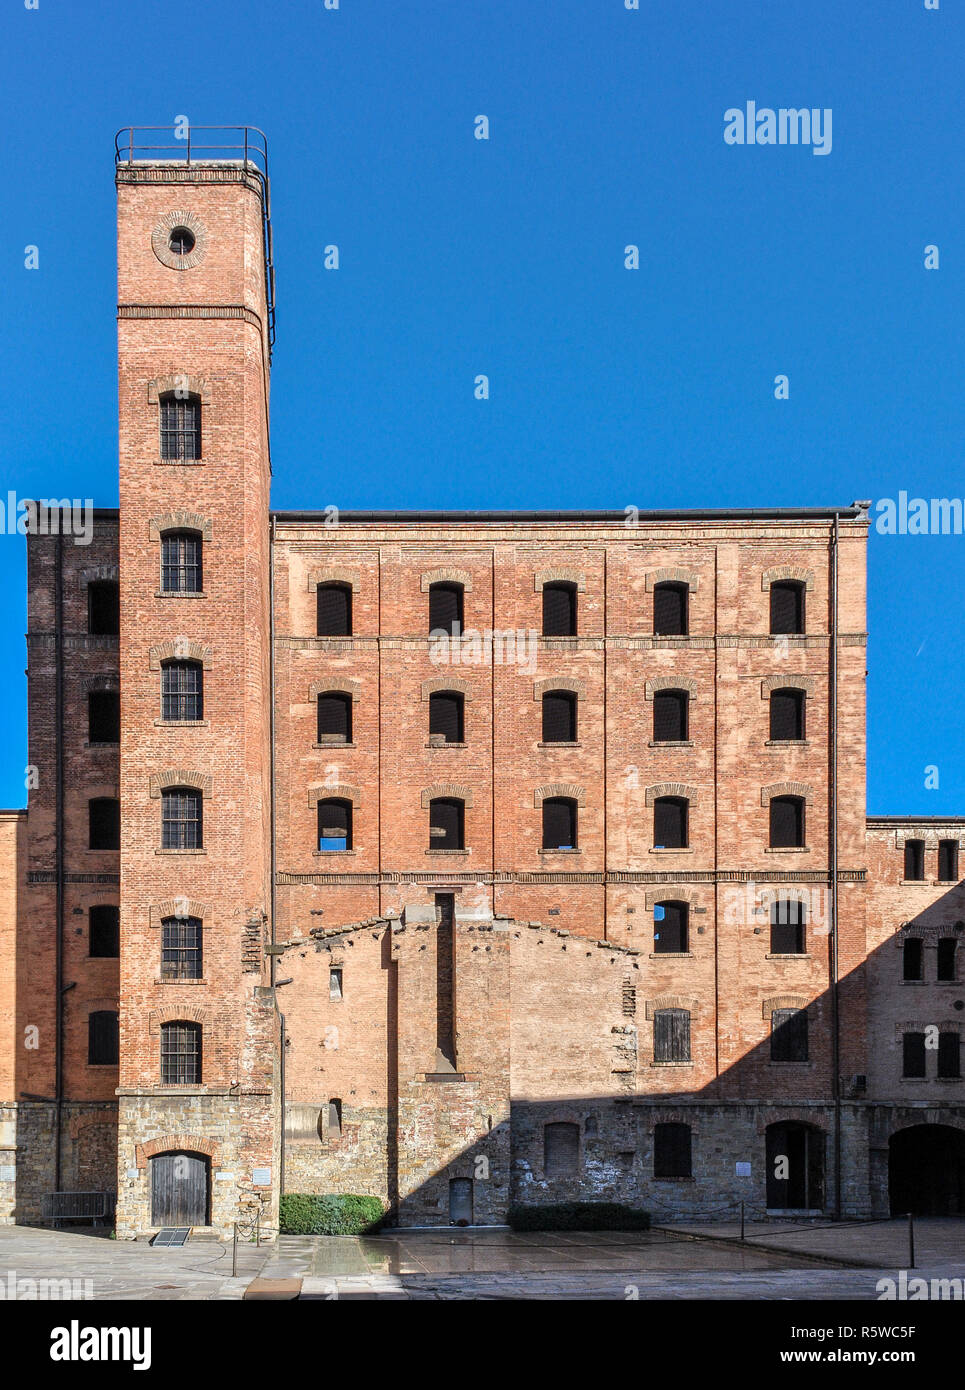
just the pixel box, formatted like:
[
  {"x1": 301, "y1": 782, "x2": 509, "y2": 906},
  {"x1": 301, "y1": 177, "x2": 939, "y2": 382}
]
[
  {"x1": 765, "y1": 1121, "x2": 825, "y2": 1211},
  {"x1": 889, "y1": 1125, "x2": 965, "y2": 1216},
  {"x1": 150, "y1": 1151, "x2": 210, "y2": 1227}
]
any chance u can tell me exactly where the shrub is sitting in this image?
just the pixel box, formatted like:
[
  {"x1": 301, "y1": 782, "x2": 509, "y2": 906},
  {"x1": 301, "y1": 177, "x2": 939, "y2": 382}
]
[
  {"x1": 507, "y1": 1202, "x2": 650, "y2": 1232},
  {"x1": 279, "y1": 1193, "x2": 385, "y2": 1236}
]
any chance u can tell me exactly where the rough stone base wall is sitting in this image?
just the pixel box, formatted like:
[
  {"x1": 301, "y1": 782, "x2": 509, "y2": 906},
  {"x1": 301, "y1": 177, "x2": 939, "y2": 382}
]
[{"x1": 5, "y1": 1102, "x2": 118, "y2": 1225}]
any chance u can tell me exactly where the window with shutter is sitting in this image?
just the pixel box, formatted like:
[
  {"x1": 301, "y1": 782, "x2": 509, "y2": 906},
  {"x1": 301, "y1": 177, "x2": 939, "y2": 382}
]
[
  {"x1": 89, "y1": 905, "x2": 119, "y2": 958},
  {"x1": 938, "y1": 1032, "x2": 961, "y2": 1079},
  {"x1": 429, "y1": 692, "x2": 464, "y2": 743},
  {"x1": 769, "y1": 796, "x2": 804, "y2": 848},
  {"x1": 161, "y1": 788, "x2": 203, "y2": 850},
  {"x1": 653, "y1": 901, "x2": 688, "y2": 953},
  {"x1": 161, "y1": 916, "x2": 203, "y2": 980},
  {"x1": 317, "y1": 693, "x2": 352, "y2": 743},
  {"x1": 902, "y1": 1031, "x2": 927, "y2": 1078},
  {"x1": 542, "y1": 583, "x2": 577, "y2": 636},
  {"x1": 88, "y1": 1011, "x2": 119, "y2": 1066},
  {"x1": 541, "y1": 691, "x2": 576, "y2": 742},
  {"x1": 769, "y1": 689, "x2": 805, "y2": 741},
  {"x1": 653, "y1": 582, "x2": 688, "y2": 636},
  {"x1": 653, "y1": 1122, "x2": 692, "y2": 1178},
  {"x1": 543, "y1": 1121, "x2": 579, "y2": 1176},
  {"x1": 904, "y1": 840, "x2": 925, "y2": 880},
  {"x1": 542, "y1": 797, "x2": 577, "y2": 850},
  {"x1": 769, "y1": 581, "x2": 805, "y2": 635},
  {"x1": 88, "y1": 690, "x2": 120, "y2": 743},
  {"x1": 653, "y1": 796, "x2": 687, "y2": 849},
  {"x1": 161, "y1": 660, "x2": 203, "y2": 721},
  {"x1": 318, "y1": 798, "x2": 352, "y2": 851},
  {"x1": 938, "y1": 938, "x2": 957, "y2": 982},
  {"x1": 161, "y1": 530, "x2": 202, "y2": 594},
  {"x1": 89, "y1": 798, "x2": 120, "y2": 850},
  {"x1": 654, "y1": 1008, "x2": 691, "y2": 1062},
  {"x1": 653, "y1": 690, "x2": 688, "y2": 742},
  {"x1": 428, "y1": 583, "x2": 463, "y2": 636},
  {"x1": 771, "y1": 1008, "x2": 808, "y2": 1062},
  {"x1": 160, "y1": 1021, "x2": 202, "y2": 1084},
  {"x1": 159, "y1": 392, "x2": 202, "y2": 460},
  {"x1": 903, "y1": 938, "x2": 924, "y2": 981},
  {"x1": 939, "y1": 840, "x2": 960, "y2": 881},
  {"x1": 316, "y1": 584, "x2": 352, "y2": 636},
  {"x1": 87, "y1": 580, "x2": 119, "y2": 635},
  {"x1": 429, "y1": 797, "x2": 464, "y2": 850},
  {"x1": 770, "y1": 899, "x2": 806, "y2": 954}
]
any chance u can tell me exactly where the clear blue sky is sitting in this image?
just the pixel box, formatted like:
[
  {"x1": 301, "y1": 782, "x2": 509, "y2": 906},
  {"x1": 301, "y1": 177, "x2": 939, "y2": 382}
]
[{"x1": 1, "y1": 0, "x2": 961, "y2": 814}]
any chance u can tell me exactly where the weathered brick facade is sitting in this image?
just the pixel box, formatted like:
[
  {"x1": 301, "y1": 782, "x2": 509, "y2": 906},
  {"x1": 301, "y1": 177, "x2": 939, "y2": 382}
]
[{"x1": 1, "y1": 141, "x2": 963, "y2": 1235}]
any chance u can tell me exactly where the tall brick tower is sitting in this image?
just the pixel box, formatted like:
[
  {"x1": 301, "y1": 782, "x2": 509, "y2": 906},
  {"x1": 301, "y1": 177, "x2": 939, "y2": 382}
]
[{"x1": 113, "y1": 129, "x2": 277, "y2": 1236}]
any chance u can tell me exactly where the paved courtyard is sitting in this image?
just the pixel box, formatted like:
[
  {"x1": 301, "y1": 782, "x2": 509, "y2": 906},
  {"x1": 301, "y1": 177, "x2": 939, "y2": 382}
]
[{"x1": 0, "y1": 1218, "x2": 961, "y2": 1300}]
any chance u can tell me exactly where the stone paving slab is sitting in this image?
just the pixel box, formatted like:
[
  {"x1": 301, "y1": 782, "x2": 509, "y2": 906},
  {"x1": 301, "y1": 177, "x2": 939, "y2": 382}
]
[{"x1": 662, "y1": 1217, "x2": 965, "y2": 1271}]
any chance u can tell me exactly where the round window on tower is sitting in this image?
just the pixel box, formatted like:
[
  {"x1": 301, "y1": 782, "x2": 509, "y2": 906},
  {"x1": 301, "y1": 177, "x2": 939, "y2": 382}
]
[
  {"x1": 152, "y1": 211, "x2": 207, "y2": 269},
  {"x1": 168, "y1": 226, "x2": 196, "y2": 256}
]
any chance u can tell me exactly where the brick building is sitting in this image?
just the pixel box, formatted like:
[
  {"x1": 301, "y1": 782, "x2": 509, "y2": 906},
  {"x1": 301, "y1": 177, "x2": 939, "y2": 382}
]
[{"x1": 1, "y1": 132, "x2": 963, "y2": 1236}]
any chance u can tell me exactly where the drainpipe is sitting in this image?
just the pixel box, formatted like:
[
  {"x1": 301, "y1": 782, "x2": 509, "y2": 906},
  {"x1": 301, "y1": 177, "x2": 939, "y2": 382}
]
[
  {"x1": 269, "y1": 516, "x2": 284, "y2": 1197},
  {"x1": 54, "y1": 528, "x2": 65, "y2": 1191},
  {"x1": 829, "y1": 513, "x2": 841, "y2": 1219}
]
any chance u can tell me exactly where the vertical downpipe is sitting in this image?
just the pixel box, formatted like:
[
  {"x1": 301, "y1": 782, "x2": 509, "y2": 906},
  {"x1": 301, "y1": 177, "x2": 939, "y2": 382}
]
[
  {"x1": 54, "y1": 530, "x2": 65, "y2": 1191},
  {"x1": 269, "y1": 516, "x2": 284, "y2": 1197},
  {"x1": 830, "y1": 514, "x2": 841, "y2": 1219}
]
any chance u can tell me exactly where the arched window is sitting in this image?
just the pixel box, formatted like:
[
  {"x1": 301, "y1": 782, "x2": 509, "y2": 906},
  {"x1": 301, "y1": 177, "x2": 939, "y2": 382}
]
[
  {"x1": 161, "y1": 529, "x2": 202, "y2": 594},
  {"x1": 317, "y1": 798, "x2": 352, "y2": 852},
  {"x1": 88, "y1": 1011, "x2": 119, "y2": 1066},
  {"x1": 429, "y1": 797, "x2": 465, "y2": 850},
  {"x1": 542, "y1": 582, "x2": 577, "y2": 637},
  {"x1": 87, "y1": 580, "x2": 119, "y2": 635},
  {"x1": 653, "y1": 1122, "x2": 692, "y2": 1178},
  {"x1": 541, "y1": 690, "x2": 577, "y2": 743},
  {"x1": 653, "y1": 901, "x2": 689, "y2": 953},
  {"x1": 542, "y1": 797, "x2": 577, "y2": 850},
  {"x1": 653, "y1": 689, "x2": 689, "y2": 742},
  {"x1": 88, "y1": 797, "x2": 120, "y2": 850},
  {"x1": 771, "y1": 1008, "x2": 808, "y2": 1062},
  {"x1": 544, "y1": 1121, "x2": 579, "y2": 1176},
  {"x1": 653, "y1": 796, "x2": 688, "y2": 849},
  {"x1": 160, "y1": 1021, "x2": 202, "y2": 1084},
  {"x1": 161, "y1": 660, "x2": 203, "y2": 722},
  {"x1": 161, "y1": 787, "x2": 203, "y2": 850},
  {"x1": 653, "y1": 582, "x2": 688, "y2": 636},
  {"x1": 316, "y1": 583, "x2": 352, "y2": 637},
  {"x1": 88, "y1": 690, "x2": 120, "y2": 743},
  {"x1": 161, "y1": 916, "x2": 203, "y2": 980},
  {"x1": 769, "y1": 580, "x2": 805, "y2": 635},
  {"x1": 317, "y1": 692, "x2": 352, "y2": 744},
  {"x1": 653, "y1": 1008, "x2": 691, "y2": 1063},
  {"x1": 770, "y1": 898, "x2": 806, "y2": 954},
  {"x1": 159, "y1": 391, "x2": 202, "y2": 461},
  {"x1": 769, "y1": 688, "x2": 805, "y2": 741},
  {"x1": 769, "y1": 795, "x2": 805, "y2": 848},
  {"x1": 428, "y1": 582, "x2": 463, "y2": 637},
  {"x1": 429, "y1": 691, "x2": 464, "y2": 744}
]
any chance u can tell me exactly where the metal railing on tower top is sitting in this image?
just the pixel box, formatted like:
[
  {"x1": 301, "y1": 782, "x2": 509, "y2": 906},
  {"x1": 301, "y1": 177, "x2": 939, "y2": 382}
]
[{"x1": 114, "y1": 125, "x2": 275, "y2": 356}]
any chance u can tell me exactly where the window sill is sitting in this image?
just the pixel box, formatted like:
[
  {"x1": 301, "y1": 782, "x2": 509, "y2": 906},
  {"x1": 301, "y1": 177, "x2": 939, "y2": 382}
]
[
  {"x1": 650, "y1": 1060, "x2": 694, "y2": 1067},
  {"x1": 313, "y1": 849, "x2": 357, "y2": 856},
  {"x1": 84, "y1": 740, "x2": 119, "y2": 749},
  {"x1": 650, "y1": 847, "x2": 694, "y2": 855},
  {"x1": 765, "y1": 740, "x2": 810, "y2": 748},
  {"x1": 88, "y1": 955, "x2": 119, "y2": 961},
  {"x1": 653, "y1": 1175, "x2": 695, "y2": 1183},
  {"x1": 539, "y1": 848, "x2": 582, "y2": 856},
  {"x1": 155, "y1": 719, "x2": 209, "y2": 728},
  {"x1": 899, "y1": 1077, "x2": 963, "y2": 1084},
  {"x1": 765, "y1": 953, "x2": 811, "y2": 960},
  {"x1": 934, "y1": 879, "x2": 961, "y2": 886},
  {"x1": 648, "y1": 740, "x2": 694, "y2": 749},
  {"x1": 155, "y1": 977, "x2": 207, "y2": 986},
  {"x1": 86, "y1": 1062, "x2": 118, "y2": 1068},
  {"x1": 900, "y1": 979, "x2": 927, "y2": 985},
  {"x1": 538, "y1": 741, "x2": 581, "y2": 749},
  {"x1": 425, "y1": 741, "x2": 466, "y2": 749},
  {"x1": 155, "y1": 848, "x2": 207, "y2": 855},
  {"x1": 650, "y1": 951, "x2": 693, "y2": 959},
  {"x1": 86, "y1": 848, "x2": 119, "y2": 855},
  {"x1": 426, "y1": 849, "x2": 471, "y2": 856},
  {"x1": 314, "y1": 741, "x2": 356, "y2": 749},
  {"x1": 900, "y1": 880, "x2": 928, "y2": 886},
  {"x1": 154, "y1": 458, "x2": 203, "y2": 466},
  {"x1": 767, "y1": 1061, "x2": 814, "y2": 1069},
  {"x1": 764, "y1": 846, "x2": 810, "y2": 854},
  {"x1": 155, "y1": 590, "x2": 207, "y2": 599}
]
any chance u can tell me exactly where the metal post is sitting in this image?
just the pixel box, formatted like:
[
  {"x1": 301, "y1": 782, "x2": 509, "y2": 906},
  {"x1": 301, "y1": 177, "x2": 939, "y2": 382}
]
[
  {"x1": 740, "y1": 1200, "x2": 745, "y2": 1242},
  {"x1": 256, "y1": 1210, "x2": 261, "y2": 1247},
  {"x1": 186, "y1": 126, "x2": 191, "y2": 167},
  {"x1": 908, "y1": 1212, "x2": 915, "y2": 1269},
  {"x1": 232, "y1": 1222, "x2": 238, "y2": 1276}
]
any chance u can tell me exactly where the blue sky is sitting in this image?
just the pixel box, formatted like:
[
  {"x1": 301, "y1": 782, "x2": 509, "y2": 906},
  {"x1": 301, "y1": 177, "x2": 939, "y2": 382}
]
[{"x1": 1, "y1": 0, "x2": 961, "y2": 813}]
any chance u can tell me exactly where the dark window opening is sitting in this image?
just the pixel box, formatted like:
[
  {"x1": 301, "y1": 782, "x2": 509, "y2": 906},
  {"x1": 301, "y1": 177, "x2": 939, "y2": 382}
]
[
  {"x1": 316, "y1": 584, "x2": 352, "y2": 637},
  {"x1": 168, "y1": 226, "x2": 195, "y2": 255},
  {"x1": 435, "y1": 893, "x2": 456, "y2": 1068},
  {"x1": 161, "y1": 660, "x2": 203, "y2": 722},
  {"x1": 654, "y1": 796, "x2": 688, "y2": 849},
  {"x1": 654, "y1": 1008, "x2": 691, "y2": 1063},
  {"x1": 89, "y1": 904, "x2": 119, "y2": 958},
  {"x1": 771, "y1": 1008, "x2": 809, "y2": 1062},
  {"x1": 904, "y1": 840, "x2": 925, "y2": 881},
  {"x1": 653, "y1": 1122, "x2": 692, "y2": 1178},
  {"x1": 770, "y1": 796, "x2": 805, "y2": 849},
  {"x1": 161, "y1": 916, "x2": 202, "y2": 980},
  {"x1": 902, "y1": 1031, "x2": 927, "y2": 1078},
  {"x1": 428, "y1": 583, "x2": 463, "y2": 637},
  {"x1": 653, "y1": 582, "x2": 688, "y2": 636},
  {"x1": 159, "y1": 391, "x2": 201, "y2": 461},
  {"x1": 88, "y1": 690, "x2": 120, "y2": 743},
  {"x1": 541, "y1": 690, "x2": 577, "y2": 743},
  {"x1": 769, "y1": 688, "x2": 805, "y2": 741},
  {"x1": 161, "y1": 788, "x2": 203, "y2": 850},
  {"x1": 544, "y1": 1121, "x2": 579, "y2": 1177},
  {"x1": 938, "y1": 1033, "x2": 961, "y2": 1079},
  {"x1": 542, "y1": 582, "x2": 577, "y2": 637},
  {"x1": 938, "y1": 938, "x2": 957, "y2": 982},
  {"x1": 317, "y1": 692, "x2": 352, "y2": 744},
  {"x1": 429, "y1": 691, "x2": 464, "y2": 744},
  {"x1": 939, "y1": 840, "x2": 960, "y2": 882},
  {"x1": 161, "y1": 1021, "x2": 202, "y2": 1085},
  {"x1": 318, "y1": 798, "x2": 352, "y2": 852},
  {"x1": 542, "y1": 797, "x2": 577, "y2": 850},
  {"x1": 770, "y1": 581, "x2": 805, "y2": 635},
  {"x1": 328, "y1": 1098, "x2": 342, "y2": 1138},
  {"x1": 161, "y1": 530, "x2": 202, "y2": 594},
  {"x1": 89, "y1": 797, "x2": 120, "y2": 851},
  {"x1": 88, "y1": 1010, "x2": 119, "y2": 1066},
  {"x1": 653, "y1": 900, "x2": 688, "y2": 954},
  {"x1": 770, "y1": 899, "x2": 806, "y2": 955},
  {"x1": 653, "y1": 690, "x2": 688, "y2": 742},
  {"x1": 429, "y1": 798, "x2": 464, "y2": 851},
  {"x1": 903, "y1": 937, "x2": 924, "y2": 982},
  {"x1": 87, "y1": 580, "x2": 119, "y2": 635},
  {"x1": 329, "y1": 967, "x2": 343, "y2": 1000}
]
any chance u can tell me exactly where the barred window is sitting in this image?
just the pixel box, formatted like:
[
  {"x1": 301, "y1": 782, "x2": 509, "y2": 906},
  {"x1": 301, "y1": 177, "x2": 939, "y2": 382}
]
[
  {"x1": 542, "y1": 582, "x2": 577, "y2": 637},
  {"x1": 541, "y1": 691, "x2": 577, "y2": 743},
  {"x1": 88, "y1": 1011, "x2": 119, "y2": 1066},
  {"x1": 161, "y1": 660, "x2": 203, "y2": 722},
  {"x1": 653, "y1": 796, "x2": 688, "y2": 849},
  {"x1": 161, "y1": 788, "x2": 203, "y2": 850},
  {"x1": 316, "y1": 584, "x2": 352, "y2": 637},
  {"x1": 653, "y1": 690, "x2": 688, "y2": 742},
  {"x1": 770, "y1": 898, "x2": 806, "y2": 955},
  {"x1": 159, "y1": 392, "x2": 201, "y2": 461},
  {"x1": 429, "y1": 691, "x2": 464, "y2": 744},
  {"x1": 317, "y1": 692, "x2": 352, "y2": 743},
  {"x1": 653, "y1": 901, "x2": 688, "y2": 954},
  {"x1": 89, "y1": 904, "x2": 119, "y2": 958},
  {"x1": 769, "y1": 688, "x2": 805, "y2": 741},
  {"x1": 428, "y1": 583, "x2": 463, "y2": 637},
  {"x1": 771, "y1": 1008, "x2": 808, "y2": 1062},
  {"x1": 429, "y1": 797, "x2": 465, "y2": 850},
  {"x1": 161, "y1": 916, "x2": 203, "y2": 980},
  {"x1": 770, "y1": 581, "x2": 805, "y2": 635},
  {"x1": 160, "y1": 1021, "x2": 202, "y2": 1085},
  {"x1": 542, "y1": 797, "x2": 577, "y2": 850},
  {"x1": 318, "y1": 798, "x2": 352, "y2": 852},
  {"x1": 770, "y1": 795, "x2": 805, "y2": 848},
  {"x1": 653, "y1": 582, "x2": 688, "y2": 636},
  {"x1": 161, "y1": 530, "x2": 202, "y2": 594}
]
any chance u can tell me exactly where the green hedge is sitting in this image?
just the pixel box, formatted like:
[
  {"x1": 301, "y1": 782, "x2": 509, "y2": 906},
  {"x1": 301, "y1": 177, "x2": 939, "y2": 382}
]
[
  {"x1": 508, "y1": 1202, "x2": 650, "y2": 1232},
  {"x1": 279, "y1": 1194, "x2": 386, "y2": 1236}
]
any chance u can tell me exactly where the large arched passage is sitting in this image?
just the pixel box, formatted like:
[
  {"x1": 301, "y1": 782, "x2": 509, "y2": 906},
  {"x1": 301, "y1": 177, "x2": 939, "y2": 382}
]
[{"x1": 889, "y1": 1125, "x2": 965, "y2": 1216}]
